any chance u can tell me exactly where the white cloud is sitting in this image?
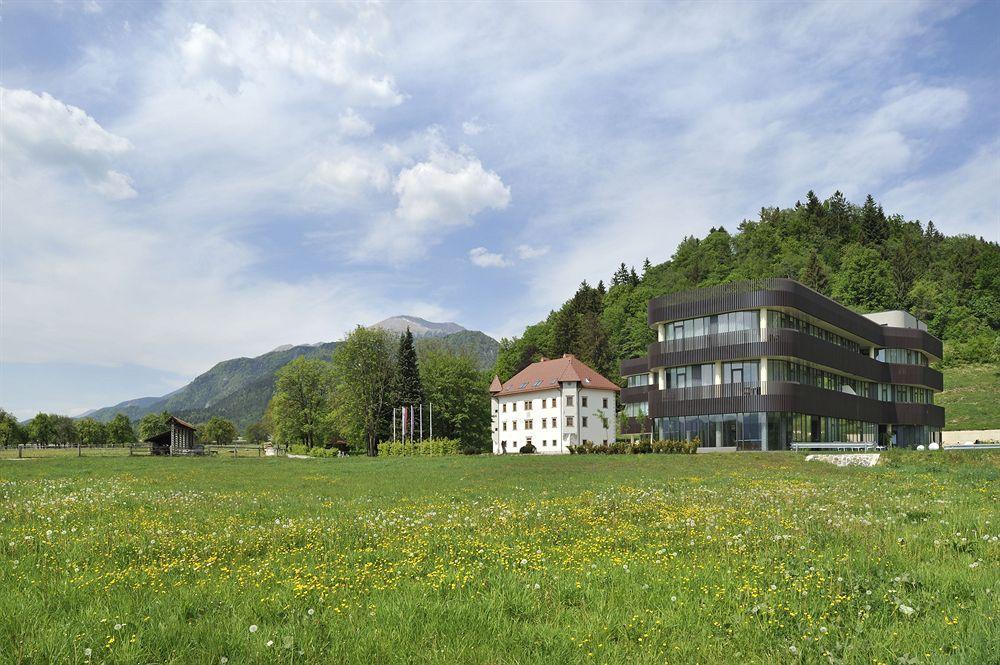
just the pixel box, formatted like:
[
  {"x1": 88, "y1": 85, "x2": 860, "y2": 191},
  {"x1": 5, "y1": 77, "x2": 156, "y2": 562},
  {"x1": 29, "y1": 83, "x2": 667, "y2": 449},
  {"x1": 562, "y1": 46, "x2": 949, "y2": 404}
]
[
  {"x1": 308, "y1": 154, "x2": 391, "y2": 198},
  {"x1": 0, "y1": 87, "x2": 136, "y2": 200},
  {"x1": 394, "y1": 148, "x2": 510, "y2": 229},
  {"x1": 357, "y1": 145, "x2": 510, "y2": 261},
  {"x1": 338, "y1": 108, "x2": 374, "y2": 137},
  {"x1": 882, "y1": 142, "x2": 1000, "y2": 240},
  {"x1": 462, "y1": 120, "x2": 485, "y2": 136},
  {"x1": 516, "y1": 244, "x2": 548, "y2": 260},
  {"x1": 469, "y1": 247, "x2": 511, "y2": 268},
  {"x1": 180, "y1": 23, "x2": 244, "y2": 94}
]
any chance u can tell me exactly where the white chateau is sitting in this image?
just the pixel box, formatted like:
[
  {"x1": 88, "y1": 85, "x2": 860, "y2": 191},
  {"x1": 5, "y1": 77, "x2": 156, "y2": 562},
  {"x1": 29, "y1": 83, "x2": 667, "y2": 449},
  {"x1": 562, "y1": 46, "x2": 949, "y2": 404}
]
[{"x1": 490, "y1": 354, "x2": 619, "y2": 454}]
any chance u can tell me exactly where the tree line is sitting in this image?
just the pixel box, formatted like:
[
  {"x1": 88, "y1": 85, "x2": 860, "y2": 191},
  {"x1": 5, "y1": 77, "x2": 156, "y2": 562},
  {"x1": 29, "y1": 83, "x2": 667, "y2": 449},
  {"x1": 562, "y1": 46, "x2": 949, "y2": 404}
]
[
  {"x1": 266, "y1": 326, "x2": 491, "y2": 455},
  {"x1": 495, "y1": 191, "x2": 999, "y2": 383},
  {"x1": 1, "y1": 327, "x2": 492, "y2": 455}
]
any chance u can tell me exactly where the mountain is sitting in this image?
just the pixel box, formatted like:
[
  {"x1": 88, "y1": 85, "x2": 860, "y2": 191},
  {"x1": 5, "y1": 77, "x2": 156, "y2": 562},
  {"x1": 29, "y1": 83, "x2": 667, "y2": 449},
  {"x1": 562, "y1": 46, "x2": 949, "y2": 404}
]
[
  {"x1": 86, "y1": 325, "x2": 498, "y2": 430},
  {"x1": 370, "y1": 315, "x2": 466, "y2": 337}
]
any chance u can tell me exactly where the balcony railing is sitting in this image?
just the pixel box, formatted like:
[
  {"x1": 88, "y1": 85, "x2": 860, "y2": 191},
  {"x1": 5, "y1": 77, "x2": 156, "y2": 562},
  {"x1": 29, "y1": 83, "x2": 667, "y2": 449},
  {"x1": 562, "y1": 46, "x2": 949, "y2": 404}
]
[
  {"x1": 656, "y1": 328, "x2": 761, "y2": 353},
  {"x1": 655, "y1": 381, "x2": 762, "y2": 402}
]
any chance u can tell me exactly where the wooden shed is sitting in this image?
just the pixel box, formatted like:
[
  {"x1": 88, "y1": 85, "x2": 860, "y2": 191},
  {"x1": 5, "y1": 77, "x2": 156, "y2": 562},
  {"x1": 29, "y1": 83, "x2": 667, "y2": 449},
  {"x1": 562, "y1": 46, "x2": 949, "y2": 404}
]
[{"x1": 144, "y1": 416, "x2": 198, "y2": 455}]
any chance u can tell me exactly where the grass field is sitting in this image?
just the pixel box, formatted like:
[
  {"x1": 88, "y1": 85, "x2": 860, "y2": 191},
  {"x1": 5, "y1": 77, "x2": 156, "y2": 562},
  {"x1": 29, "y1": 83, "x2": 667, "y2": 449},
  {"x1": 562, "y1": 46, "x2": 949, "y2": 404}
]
[
  {"x1": 1, "y1": 453, "x2": 997, "y2": 664},
  {"x1": 939, "y1": 363, "x2": 1000, "y2": 432}
]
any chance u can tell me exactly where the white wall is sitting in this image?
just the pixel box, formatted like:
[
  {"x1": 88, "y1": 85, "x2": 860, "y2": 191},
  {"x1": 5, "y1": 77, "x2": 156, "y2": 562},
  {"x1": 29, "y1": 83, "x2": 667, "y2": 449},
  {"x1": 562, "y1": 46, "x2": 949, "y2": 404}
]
[
  {"x1": 943, "y1": 429, "x2": 1000, "y2": 444},
  {"x1": 492, "y1": 386, "x2": 618, "y2": 454}
]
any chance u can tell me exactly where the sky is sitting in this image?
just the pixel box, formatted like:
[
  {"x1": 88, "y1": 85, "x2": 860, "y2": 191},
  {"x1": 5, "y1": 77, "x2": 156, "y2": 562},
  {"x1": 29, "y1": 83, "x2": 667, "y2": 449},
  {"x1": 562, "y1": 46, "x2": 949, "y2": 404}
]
[{"x1": 1, "y1": 1, "x2": 998, "y2": 420}]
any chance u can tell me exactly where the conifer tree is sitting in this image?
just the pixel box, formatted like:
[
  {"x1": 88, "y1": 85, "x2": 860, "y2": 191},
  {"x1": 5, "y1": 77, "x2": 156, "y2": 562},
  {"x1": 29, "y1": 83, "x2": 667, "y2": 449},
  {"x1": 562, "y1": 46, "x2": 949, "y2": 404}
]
[
  {"x1": 798, "y1": 249, "x2": 830, "y2": 293},
  {"x1": 395, "y1": 328, "x2": 423, "y2": 405},
  {"x1": 859, "y1": 194, "x2": 888, "y2": 245}
]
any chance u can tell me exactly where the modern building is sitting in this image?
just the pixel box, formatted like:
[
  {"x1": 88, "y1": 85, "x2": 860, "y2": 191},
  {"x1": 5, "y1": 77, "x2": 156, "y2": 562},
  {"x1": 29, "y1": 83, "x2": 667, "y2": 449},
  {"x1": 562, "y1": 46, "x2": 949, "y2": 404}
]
[
  {"x1": 620, "y1": 279, "x2": 944, "y2": 450},
  {"x1": 490, "y1": 354, "x2": 619, "y2": 454}
]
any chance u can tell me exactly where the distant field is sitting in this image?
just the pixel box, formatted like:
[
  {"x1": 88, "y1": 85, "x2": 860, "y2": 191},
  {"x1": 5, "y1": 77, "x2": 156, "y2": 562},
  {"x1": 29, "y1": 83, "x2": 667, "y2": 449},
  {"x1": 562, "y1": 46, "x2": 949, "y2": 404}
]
[
  {"x1": 939, "y1": 363, "x2": 1000, "y2": 431},
  {"x1": 1, "y1": 454, "x2": 997, "y2": 664}
]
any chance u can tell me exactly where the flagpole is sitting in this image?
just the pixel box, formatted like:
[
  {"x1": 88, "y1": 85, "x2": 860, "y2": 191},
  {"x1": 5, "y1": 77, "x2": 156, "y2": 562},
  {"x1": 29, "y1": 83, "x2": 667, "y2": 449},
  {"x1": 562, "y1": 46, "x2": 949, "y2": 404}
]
[
  {"x1": 420, "y1": 404, "x2": 423, "y2": 441},
  {"x1": 392, "y1": 407, "x2": 396, "y2": 442},
  {"x1": 429, "y1": 403, "x2": 433, "y2": 440}
]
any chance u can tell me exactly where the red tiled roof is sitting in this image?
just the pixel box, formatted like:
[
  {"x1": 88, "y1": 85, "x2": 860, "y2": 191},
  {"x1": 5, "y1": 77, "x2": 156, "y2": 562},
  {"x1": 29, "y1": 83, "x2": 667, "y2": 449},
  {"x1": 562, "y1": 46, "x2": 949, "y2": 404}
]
[{"x1": 493, "y1": 354, "x2": 620, "y2": 396}]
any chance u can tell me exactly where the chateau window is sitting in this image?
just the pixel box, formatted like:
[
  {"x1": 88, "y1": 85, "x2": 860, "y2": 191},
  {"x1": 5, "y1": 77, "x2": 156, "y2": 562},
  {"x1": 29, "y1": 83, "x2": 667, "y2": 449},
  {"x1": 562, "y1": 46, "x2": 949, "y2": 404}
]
[
  {"x1": 602, "y1": 398, "x2": 609, "y2": 408},
  {"x1": 512, "y1": 422, "x2": 517, "y2": 430},
  {"x1": 524, "y1": 400, "x2": 532, "y2": 410},
  {"x1": 566, "y1": 416, "x2": 574, "y2": 427},
  {"x1": 502, "y1": 403, "x2": 507, "y2": 412},
  {"x1": 582, "y1": 396, "x2": 588, "y2": 407},
  {"x1": 582, "y1": 416, "x2": 588, "y2": 427},
  {"x1": 566, "y1": 395, "x2": 574, "y2": 407},
  {"x1": 525, "y1": 419, "x2": 533, "y2": 430},
  {"x1": 541, "y1": 419, "x2": 547, "y2": 429},
  {"x1": 512, "y1": 402, "x2": 517, "y2": 412},
  {"x1": 551, "y1": 417, "x2": 557, "y2": 428},
  {"x1": 502, "y1": 422, "x2": 507, "y2": 431}
]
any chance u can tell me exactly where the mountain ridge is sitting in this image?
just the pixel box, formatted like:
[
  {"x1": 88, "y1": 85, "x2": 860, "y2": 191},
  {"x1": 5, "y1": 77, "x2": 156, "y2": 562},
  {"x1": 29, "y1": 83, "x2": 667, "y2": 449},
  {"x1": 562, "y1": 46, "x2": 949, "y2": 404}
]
[{"x1": 85, "y1": 325, "x2": 498, "y2": 429}]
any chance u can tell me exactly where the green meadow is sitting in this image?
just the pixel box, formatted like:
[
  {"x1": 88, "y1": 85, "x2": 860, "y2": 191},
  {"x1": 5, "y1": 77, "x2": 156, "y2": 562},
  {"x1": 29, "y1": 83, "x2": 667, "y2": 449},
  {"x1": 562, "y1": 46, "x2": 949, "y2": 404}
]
[{"x1": 1, "y1": 452, "x2": 997, "y2": 664}]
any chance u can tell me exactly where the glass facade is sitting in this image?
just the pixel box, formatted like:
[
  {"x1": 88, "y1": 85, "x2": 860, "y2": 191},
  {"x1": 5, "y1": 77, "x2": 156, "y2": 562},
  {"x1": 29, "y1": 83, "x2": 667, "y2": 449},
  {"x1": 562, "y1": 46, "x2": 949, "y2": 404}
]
[
  {"x1": 876, "y1": 348, "x2": 929, "y2": 366},
  {"x1": 767, "y1": 310, "x2": 864, "y2": 354},
  {"x1": 626, "y1": 373, "x2": 650, "y2": 387},
  {"x1": 625, "y1": 401, "x2": 648, "y2": 417},
  {"x1": 664, "y1": 363, "x2": 714, "y2": 388},
  {"x1": 665, "y1": 310, "x2": 759, "y2": 340},
  {"x1": 655, "y1": 412, "x2": 883, "y2": 450}
]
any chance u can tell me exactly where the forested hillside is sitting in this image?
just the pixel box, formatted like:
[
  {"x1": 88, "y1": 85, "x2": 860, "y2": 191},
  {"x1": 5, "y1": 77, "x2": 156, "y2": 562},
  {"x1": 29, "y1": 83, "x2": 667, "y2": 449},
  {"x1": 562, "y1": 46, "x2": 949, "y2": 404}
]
[
  {"x1": 494, "y1": 192, "x2": 1000, "y2": 403},
  {"x1": 85, "y1": 331, "x2": 498, "y2": 429}
]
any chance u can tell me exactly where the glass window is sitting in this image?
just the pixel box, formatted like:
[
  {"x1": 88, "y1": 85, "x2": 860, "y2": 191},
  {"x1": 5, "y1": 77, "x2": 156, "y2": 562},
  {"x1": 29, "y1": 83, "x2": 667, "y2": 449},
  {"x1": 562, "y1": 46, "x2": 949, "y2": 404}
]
[
  {"x1": 582, "y1": 396, "x2": 588, "y2": 407},
  {"x1": 565, "y1": 395, "x2": 574, "y2": 407},
  {"x1": 566, "y1": 416, "x2": 574, "y2": 427}
]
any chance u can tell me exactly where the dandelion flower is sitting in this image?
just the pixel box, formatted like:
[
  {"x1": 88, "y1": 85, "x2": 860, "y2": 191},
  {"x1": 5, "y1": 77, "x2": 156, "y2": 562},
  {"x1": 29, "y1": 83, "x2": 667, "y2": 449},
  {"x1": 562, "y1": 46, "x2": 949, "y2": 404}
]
[
  {"x1": 220, "y1": 659, "x2": 228, "y2": 664},
  {"x1": 307, "y1": 608, "x2": 315, "y2": 616},
  {"x1": 898, "y1": 604, "x2": 915, "y2": 616},
  {"x1": 84, "y1": 648, "x2": 92, "y2": 657},
  {"x1": 249, "y1": 625, "x2": 258, "y2": 633}
]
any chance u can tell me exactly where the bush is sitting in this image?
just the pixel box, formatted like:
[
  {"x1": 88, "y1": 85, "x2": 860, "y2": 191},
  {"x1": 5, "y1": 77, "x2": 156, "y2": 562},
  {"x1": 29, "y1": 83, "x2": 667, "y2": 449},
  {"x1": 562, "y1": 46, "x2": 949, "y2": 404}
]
[
  {"x1": 461, "y1": 445, "x2": 480, "y2": 455},
  {"x1": 519, "y1": 443, "x2": 536, "y2": 454},
  {"x1": 379, "y1": 438, "x2": 461, "y2": 457}
]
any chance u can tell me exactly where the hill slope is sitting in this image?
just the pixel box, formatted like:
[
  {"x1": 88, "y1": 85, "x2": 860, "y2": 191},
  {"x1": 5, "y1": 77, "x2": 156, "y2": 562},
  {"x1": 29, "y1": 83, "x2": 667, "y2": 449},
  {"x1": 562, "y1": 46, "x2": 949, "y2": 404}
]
[
  {"x1": 937, "y1": 364, "x2": 1000, "y2": 431},
  {"x1": 88, "y1": 329, "x2": 498, "y2": 429}
]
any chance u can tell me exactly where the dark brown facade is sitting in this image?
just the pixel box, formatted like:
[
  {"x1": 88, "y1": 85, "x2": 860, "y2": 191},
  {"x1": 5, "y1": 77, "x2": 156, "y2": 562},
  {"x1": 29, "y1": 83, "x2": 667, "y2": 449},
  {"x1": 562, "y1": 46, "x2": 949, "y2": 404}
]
[{"x1": 620, "y1": 279, "x2": 944, "y2": 448}]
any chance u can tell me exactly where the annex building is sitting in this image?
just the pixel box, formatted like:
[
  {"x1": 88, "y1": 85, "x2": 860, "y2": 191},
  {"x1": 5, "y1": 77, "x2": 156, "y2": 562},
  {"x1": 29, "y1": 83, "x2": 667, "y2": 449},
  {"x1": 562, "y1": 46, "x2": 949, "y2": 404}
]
[
  {"x1": 620, "y1": 279, "x2": 944, "y2": 450},
  {"x1": 490, "y1": 354, "x2": 619, "y2": 454}
]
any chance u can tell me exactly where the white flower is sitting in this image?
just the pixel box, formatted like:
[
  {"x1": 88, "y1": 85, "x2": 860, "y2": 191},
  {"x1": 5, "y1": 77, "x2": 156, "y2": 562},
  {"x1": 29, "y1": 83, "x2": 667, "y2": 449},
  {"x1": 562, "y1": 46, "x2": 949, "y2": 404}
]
[
  {"x1": 898, "y1": 604, "x2": 915, "y2": 616},
  {"x1": 307, "y1": 608, "x2": 315, "y2": 616},
  {"x1": 789, "y1": 646, "x2": 798, "y2": 654},
  {"x1": 969, "y1": 561, "x2": 981, "y2": 569},
  {"x1": 249, "y1": 624, "x2": 258, "y2": 633},
  {"x1": 266, "y1": 640, "x2": 274, "y2": 647},
  {"x1": 220, "y1": 659, "x2": 228, "y2": 665},
  {"x1": 533, "y1": 583, "x2": 540, "y2": 590},
  {"x1": 84, "y1": 648, "x2": 92, "y2": 657},
  {"x1": 114, "y1": 623, "x2": 122, "y2": 630},
  {"x1": 671, "y1": 596, "x2": 677, "y2": 602}
]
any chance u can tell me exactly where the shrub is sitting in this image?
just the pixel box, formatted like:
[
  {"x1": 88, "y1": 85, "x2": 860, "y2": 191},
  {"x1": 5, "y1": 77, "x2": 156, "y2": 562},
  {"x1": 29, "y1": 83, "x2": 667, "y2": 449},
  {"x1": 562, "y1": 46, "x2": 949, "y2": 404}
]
[
  {"x1": 379, "y1": 438, "x2": 461, "y2": 457},
  {"x1": 519, "y1": 443, "x2": 536, "y2": 454},
  {"x1": 461, "y1": 445, "x2": 480, "y2": 455}
]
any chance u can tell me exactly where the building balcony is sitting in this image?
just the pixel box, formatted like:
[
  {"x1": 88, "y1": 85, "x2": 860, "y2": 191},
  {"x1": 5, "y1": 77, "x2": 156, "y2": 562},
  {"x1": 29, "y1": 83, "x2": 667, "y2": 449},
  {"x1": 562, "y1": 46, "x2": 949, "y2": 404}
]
[
  {"x1": 645, "y1": 278, "x2": 943, "y2": 360},
  {"x1": 620, "y1": 416, "x2": 653, "y2": 435},
  {"x1": 646, "y1": 328, "x2": 943, "y2": 391},
  {"x1": 646, "y1": 380, "x2": 944, "y2": 428}
]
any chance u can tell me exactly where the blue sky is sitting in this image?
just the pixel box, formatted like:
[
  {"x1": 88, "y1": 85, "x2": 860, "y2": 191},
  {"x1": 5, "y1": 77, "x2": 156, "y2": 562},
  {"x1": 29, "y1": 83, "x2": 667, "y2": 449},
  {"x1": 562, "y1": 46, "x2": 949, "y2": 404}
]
[{"x1": 2, "y1": 1, "x2": 998, "y2": 420}]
